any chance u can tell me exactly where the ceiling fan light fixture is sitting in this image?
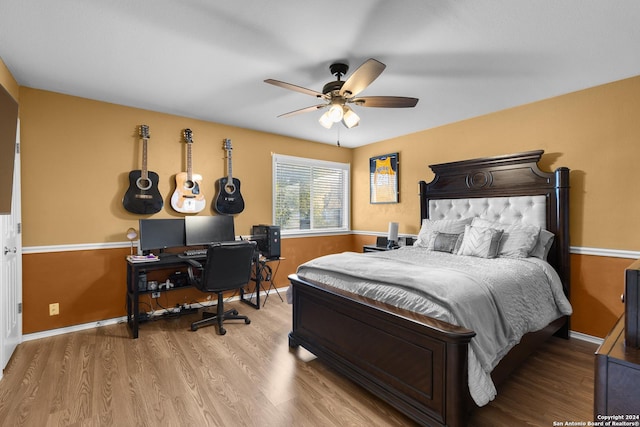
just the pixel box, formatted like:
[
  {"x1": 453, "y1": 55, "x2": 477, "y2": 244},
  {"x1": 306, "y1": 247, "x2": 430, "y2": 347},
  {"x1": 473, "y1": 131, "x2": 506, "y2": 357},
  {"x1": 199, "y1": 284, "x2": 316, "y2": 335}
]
[
  {"x1": 342, "y1": 107, "x2": 360, "y2": 128},
  {"x1": 327, "y1": 104, "x2": 344, "y2": 122},
  {"x1": 318, "y1": 112, "x2": 334, "y2": 129}
]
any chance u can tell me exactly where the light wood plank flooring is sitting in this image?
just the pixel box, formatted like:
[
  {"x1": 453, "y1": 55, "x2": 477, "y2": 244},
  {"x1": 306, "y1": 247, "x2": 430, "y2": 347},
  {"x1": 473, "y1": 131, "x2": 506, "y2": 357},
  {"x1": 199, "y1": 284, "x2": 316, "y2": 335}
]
[{"x1": 0, "y1": 299, "x2": 597, "y2": 426}]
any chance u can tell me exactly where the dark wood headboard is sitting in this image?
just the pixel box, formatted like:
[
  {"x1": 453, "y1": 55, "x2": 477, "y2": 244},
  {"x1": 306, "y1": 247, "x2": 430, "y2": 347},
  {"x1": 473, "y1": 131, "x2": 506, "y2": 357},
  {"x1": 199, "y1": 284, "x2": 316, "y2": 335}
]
[{"x1": 418, "y1": 150, "x2": 570, "y2": 313}]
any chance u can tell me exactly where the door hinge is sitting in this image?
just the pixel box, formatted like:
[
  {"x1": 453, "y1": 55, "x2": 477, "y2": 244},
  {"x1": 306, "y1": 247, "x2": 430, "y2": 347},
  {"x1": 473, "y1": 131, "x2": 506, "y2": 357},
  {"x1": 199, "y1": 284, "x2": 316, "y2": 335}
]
[
  {"x1": 16, "y1": 142, "x2": 20, "y2": 154},
  {"x1": 17, "y1": 222, "x2": 21, "y2": 234},
  {"x1": 18, "y1": 303, "x2": 22, "y2": 314}
]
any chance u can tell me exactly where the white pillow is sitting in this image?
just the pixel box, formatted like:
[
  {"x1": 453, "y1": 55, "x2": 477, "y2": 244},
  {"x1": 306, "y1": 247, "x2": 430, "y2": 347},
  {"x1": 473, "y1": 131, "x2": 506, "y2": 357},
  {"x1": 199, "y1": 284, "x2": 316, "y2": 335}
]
[
  {"x1": 529, "y1": 229, "x2": 555, "y2": 260},
  {"x1": 471, "y1": 218, "x2": 540, "y2": 258},
  {"x1": 458, "y1": 225, "x2": 504, "y2": 259},
  {"x1": 414, "y1": 217, "x2": 472, "y2": 248}
]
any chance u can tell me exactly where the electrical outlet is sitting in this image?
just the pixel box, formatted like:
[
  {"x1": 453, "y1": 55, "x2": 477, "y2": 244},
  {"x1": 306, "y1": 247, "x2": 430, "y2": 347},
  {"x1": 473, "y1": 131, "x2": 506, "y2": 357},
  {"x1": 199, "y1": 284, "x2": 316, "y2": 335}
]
[
  {"x1": 151, "y1": 292, "x2": 160, "y2": 298},
  {"x1": 49, "y1": 303, "x2": 60, "y2": 316}
]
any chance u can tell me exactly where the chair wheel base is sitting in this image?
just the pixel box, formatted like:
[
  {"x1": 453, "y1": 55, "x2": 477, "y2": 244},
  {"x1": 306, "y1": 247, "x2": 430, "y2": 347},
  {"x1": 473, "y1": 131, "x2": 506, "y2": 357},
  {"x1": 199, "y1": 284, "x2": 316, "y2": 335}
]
[
  {"x1": 191, "y1": 325, "x2": 198, "y2": 331},
  {"x1": 218, "y1": 327, "x2": 227, "y2": 335},
  {"x1": 245, "y1": 319, "x2": 251, "y2": 324}
]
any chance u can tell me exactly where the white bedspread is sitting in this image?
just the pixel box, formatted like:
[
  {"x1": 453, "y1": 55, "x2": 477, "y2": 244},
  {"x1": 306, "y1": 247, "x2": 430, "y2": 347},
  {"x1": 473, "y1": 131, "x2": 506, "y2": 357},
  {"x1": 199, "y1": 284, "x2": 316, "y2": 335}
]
[{"x1": 295, "y1": 246, "x2": 573, "y2": 406}]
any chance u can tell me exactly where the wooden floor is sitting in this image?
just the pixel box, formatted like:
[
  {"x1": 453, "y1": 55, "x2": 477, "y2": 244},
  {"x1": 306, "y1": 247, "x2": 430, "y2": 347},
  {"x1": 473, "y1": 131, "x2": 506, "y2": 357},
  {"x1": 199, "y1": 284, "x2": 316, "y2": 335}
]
[{"x1": 0, "y1": 299, "x2": 597, "y2": 426}]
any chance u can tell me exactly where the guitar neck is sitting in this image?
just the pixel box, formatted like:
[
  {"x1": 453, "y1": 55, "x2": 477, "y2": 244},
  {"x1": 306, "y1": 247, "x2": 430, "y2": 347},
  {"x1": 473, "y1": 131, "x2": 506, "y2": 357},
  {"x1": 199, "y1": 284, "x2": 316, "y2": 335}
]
[
  {"x1": 227, "y1": 149, "x2": 233, "y2": 181},
  {"x1": 224, "y1": 138, "x2": 233, "y2": 180},
  {"x1": 186, "y1": 142, "x2": 193, "y2": 181},
  {"x1": 141, "y1": 137, "x2": 149, "y2": 180}
]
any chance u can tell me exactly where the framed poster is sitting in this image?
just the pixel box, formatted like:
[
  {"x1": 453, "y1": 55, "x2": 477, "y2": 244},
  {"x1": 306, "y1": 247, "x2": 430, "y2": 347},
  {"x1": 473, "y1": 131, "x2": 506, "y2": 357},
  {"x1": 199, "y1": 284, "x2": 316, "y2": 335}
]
[{"x1": 369, "y1": 153, "x2": 399, "y2": 203}]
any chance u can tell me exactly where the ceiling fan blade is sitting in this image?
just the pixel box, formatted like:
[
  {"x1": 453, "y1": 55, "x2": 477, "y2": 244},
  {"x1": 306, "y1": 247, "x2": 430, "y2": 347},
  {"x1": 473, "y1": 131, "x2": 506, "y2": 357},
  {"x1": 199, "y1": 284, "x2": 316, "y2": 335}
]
[
  {"x1": 277, "y1": 104, "x2": 327, "y2": 118},
  {"x1": 351, "y1": 96, "x2": 419, "y2": 108},
  {"x1": 339, "y1": 58, "x2": 386, "y2": 98},
  {"x1": 264, "y1": 79, "x2": 326, "y2": 99}
]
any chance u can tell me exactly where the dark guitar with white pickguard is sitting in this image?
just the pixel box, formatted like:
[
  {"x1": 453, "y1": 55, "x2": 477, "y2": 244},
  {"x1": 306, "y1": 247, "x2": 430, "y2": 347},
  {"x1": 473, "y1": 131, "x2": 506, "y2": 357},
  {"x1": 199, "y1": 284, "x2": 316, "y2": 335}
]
[
  {"x1": 170, "y1": 129, "x2": 206, "y2": 213},
  {"x1": 122, "y1": 124, "x2": 163, "y2": 214},
  {"x1": 214, "y1": 139, "x2": 245, "y2": 215}
]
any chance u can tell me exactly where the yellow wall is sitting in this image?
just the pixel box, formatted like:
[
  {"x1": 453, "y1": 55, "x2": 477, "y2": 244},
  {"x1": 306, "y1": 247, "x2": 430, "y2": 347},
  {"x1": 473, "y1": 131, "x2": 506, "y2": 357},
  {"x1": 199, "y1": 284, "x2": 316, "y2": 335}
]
[
  {"x1": 14, "y1": 73, "x2": 640, "y2": 338},
  {"x1": 353, "y1": 75, "x2": 640, "y2": 250},
  {"x1": 19, "y1": 88, "x2": 351, "y2": 247}
]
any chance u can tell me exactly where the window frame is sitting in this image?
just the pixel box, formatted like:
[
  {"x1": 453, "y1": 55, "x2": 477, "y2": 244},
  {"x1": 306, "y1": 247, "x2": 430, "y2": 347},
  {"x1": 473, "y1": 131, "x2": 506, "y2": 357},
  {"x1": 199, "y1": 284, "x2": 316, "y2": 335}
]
[{"x1": 272, "y1": 154, "x2": 350, "y2": 237}]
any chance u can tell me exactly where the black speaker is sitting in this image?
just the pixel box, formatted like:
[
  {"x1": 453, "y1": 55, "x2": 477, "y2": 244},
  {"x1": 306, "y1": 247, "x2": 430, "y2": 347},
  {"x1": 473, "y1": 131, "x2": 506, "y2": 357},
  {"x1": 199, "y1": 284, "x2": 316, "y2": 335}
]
[{"x1": 252, "y1": 225, "x2": 281, "y2": 259}]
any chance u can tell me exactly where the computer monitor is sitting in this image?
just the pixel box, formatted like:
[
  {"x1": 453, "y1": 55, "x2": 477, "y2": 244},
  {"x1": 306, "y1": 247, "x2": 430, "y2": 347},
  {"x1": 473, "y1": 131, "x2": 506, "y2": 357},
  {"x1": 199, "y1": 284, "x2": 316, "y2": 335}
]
[
  {"x1": 139, "y1": 218, "x2": 185, "y2": 252},
  {"x1": 185, "y1": 215, "x2": 235, "y2": 246}
]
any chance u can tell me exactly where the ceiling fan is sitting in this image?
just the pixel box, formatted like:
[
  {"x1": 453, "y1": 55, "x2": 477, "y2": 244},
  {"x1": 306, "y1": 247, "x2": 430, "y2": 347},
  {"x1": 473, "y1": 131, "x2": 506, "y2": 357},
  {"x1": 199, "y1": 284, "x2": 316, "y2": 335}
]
[{"x1": 265, "y1": 58, "x2": 419, "y2": 129}]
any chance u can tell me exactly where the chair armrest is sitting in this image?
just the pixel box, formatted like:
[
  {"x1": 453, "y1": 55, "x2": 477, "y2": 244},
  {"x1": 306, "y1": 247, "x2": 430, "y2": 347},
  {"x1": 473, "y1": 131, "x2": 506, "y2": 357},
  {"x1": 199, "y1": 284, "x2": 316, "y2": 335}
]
[
  {"x1": 184, "y1": 258, "x2": 203, "y2": 285},
  {"x1": 183, "y1": 258, "x2": 203, "y2": 269}
]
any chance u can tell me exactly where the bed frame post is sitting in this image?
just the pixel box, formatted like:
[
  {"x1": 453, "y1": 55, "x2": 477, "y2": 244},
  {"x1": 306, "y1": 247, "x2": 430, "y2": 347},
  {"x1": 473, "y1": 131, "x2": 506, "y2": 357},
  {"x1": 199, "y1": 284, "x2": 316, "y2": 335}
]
[{"x1": 554, "y1": 166, "x2": 571, "y2": 338}]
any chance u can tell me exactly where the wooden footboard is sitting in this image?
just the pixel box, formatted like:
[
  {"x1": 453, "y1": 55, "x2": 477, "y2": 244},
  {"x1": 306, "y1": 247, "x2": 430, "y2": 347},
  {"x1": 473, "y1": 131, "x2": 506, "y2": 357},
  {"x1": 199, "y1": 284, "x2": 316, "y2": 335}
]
[{"x1": 288, "y1": 274, "x2": 476, "y2": 427}]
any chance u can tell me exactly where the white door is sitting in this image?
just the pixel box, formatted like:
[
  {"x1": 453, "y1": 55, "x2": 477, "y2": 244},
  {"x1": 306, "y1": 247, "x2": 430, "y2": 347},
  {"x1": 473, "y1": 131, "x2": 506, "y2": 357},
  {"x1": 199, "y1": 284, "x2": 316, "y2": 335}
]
[{"x1": 1, "y1": 122, "x2": 22, "y2": 378}]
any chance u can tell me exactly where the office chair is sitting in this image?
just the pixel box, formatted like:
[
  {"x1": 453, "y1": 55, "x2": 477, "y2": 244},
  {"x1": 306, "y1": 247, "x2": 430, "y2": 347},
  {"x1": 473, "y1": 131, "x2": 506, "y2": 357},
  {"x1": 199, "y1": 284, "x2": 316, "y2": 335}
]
[{"x1": 186, "y1": 240, "x2": 257, "y2": 335}]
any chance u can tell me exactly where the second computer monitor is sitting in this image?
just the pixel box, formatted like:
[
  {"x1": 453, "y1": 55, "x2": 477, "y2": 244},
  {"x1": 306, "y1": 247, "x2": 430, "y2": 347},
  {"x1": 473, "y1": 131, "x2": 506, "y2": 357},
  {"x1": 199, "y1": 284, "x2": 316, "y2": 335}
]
[{"x1": 185, "y1": 215, "x2": 235, "y2": 246}]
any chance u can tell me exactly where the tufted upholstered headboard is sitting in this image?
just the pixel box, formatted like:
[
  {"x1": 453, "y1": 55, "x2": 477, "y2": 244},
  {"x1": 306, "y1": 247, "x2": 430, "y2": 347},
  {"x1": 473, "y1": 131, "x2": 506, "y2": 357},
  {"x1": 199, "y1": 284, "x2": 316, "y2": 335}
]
[
  {"x1": 419, "y1": 150, "x2": 570, "y2": 335},
  {"x1": 428, "y1": 195, "x2": 547, "y2": 229}
]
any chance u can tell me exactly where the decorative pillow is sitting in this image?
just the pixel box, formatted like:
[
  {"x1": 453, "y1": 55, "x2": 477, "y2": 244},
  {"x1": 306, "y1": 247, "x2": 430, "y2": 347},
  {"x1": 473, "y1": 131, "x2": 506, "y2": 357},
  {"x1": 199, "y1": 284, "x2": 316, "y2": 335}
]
[
  {"x1": 428, "y1": 232, "x2": 463, "y2": 253},
  {"x1": 458, "y1": 225, "x2": 504, "y2": 259},
  {"x1": 529, "y1": 229, "x2": 555, "y2": 260},
  {"x1": 470, "y1": 218, "x2": 540, "y2": 258},
  {"x1": 414, "y1": 217, "x2": 472, "y2": 248}
]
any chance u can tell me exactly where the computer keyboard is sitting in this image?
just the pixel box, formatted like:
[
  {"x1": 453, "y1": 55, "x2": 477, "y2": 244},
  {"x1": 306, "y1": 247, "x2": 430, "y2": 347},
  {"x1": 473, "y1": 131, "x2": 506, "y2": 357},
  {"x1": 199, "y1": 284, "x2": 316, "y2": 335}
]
[{"x1": 182, "y1": 248, "x2": 207, "y2": 257}]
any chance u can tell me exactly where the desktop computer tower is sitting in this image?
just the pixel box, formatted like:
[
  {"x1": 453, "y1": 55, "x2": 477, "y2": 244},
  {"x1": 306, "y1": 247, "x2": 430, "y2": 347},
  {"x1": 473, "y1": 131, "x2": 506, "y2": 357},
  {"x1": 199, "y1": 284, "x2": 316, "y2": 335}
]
[{"x1": 252, "y1": 225, "x2": 280, "y2": 259}]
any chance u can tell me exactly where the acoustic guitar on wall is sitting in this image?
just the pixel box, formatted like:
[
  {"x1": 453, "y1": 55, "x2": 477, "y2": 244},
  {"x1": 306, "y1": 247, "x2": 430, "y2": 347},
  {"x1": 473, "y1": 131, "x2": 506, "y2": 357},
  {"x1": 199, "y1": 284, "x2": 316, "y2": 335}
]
[
  {"x1": 214, "y1": 139, "x2": 245, "y2": 215},
  {"x1": 170, "y1": 128, "x2": 206, "y2": 213},
  {"x1": 122, "y1": 124, "x2": 163, "y2": 214}
]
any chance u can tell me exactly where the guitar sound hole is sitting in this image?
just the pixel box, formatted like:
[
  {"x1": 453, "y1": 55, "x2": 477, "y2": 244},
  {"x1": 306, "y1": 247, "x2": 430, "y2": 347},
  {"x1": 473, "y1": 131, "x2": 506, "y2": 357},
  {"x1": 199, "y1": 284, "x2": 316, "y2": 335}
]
[
  {"x1": 184, "y1": 180, "x2": 195, "y2": 190},
  {"x1": 136, "y1": 177, "x2": 152, "y2": 191},
  {"x1": 224, "y1": 183, "x2": 236, "y2": 194}
]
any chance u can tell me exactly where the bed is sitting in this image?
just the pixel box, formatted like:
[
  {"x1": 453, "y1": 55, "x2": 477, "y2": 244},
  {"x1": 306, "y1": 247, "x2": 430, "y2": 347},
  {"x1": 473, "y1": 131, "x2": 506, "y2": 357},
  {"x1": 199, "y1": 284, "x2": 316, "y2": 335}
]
[{"x1": 287, "y1": 150, "x2": 571, "y2": 427}]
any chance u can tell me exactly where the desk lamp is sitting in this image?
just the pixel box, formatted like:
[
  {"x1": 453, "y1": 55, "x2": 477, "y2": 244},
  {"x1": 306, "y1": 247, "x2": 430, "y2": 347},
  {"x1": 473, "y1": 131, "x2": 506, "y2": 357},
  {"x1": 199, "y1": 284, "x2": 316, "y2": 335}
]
[
  {"x1": 387, "y1": 222, "x2": 399, "y2": 249},
  {"x1": 126, "y1": 228, "x2": 138, "y2": 255}
]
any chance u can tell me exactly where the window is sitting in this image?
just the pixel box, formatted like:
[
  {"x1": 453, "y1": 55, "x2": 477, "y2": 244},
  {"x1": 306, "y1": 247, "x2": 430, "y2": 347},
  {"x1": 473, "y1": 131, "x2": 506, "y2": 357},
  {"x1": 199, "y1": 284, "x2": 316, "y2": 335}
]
[{"x1": 273, "y1": 154, "x2": 350, "y2": 235}]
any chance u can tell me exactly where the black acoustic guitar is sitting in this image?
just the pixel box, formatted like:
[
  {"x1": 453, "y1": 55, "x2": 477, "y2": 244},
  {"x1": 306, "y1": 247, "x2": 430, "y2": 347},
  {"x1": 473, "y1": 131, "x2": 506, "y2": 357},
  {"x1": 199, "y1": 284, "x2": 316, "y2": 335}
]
[
  {"x1": 123, "y1": 125, "x2": 163, "y2": 214},
  {"x1": 214, "y1": 139, "x2": 245, "y2": 215}
]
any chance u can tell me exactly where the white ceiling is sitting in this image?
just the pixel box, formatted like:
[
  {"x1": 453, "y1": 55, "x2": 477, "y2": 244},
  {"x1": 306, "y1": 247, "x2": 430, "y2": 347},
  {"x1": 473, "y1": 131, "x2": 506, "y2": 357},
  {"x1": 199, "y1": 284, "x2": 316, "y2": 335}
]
[{"x1": 2, "y1": 0, "x2": 640, "y2": 148}]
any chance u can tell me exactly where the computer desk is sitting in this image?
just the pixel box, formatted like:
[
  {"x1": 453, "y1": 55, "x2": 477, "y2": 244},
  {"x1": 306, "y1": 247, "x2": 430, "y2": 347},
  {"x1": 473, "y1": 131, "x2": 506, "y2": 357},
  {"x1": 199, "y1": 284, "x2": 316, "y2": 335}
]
[{"x1": 126, "y1": 253, "x2": 265, "y2": 339}]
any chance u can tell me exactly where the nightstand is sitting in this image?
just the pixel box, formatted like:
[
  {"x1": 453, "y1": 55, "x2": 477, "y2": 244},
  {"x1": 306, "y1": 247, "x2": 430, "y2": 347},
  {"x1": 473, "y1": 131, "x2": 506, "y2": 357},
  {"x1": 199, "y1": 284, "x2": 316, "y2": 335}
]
[
  {"x1": 363, "y1": 244, "x2": 392, "y2": 253},
  {"x1": 594, "y1": 314, "x2": 640, "y2": 417},
  {"x1": 363, "y1": 236, "x2": 414, "y2": 253}
]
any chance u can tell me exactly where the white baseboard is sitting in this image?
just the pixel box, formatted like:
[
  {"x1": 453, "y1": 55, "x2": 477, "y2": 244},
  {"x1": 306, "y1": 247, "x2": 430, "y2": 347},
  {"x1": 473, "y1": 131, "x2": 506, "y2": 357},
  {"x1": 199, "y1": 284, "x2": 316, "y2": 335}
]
[
  {"x1": 21, "y1": 290, "x2": 277, "y2": 342},
  {"x1": 23, "y1": 315, "x2": 129, "y2": 342},
  {"x1": 569, "y1": 330, "x2": 603, "y2": 345}
]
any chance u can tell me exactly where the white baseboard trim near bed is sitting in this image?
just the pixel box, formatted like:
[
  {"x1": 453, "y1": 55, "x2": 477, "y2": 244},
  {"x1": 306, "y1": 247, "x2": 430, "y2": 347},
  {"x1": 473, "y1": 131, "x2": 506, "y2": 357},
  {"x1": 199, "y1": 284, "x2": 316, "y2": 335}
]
[{"x1": 569, "y1": 330, "x2": 603, "y2": 345}]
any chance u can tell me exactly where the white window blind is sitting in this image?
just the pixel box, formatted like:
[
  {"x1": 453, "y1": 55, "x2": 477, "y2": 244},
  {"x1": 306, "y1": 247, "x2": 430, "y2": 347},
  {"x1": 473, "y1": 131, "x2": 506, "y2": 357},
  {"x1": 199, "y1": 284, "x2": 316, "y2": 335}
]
[{"x1": 273, "y1": 154, "x2": 350, "y2": 234}]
